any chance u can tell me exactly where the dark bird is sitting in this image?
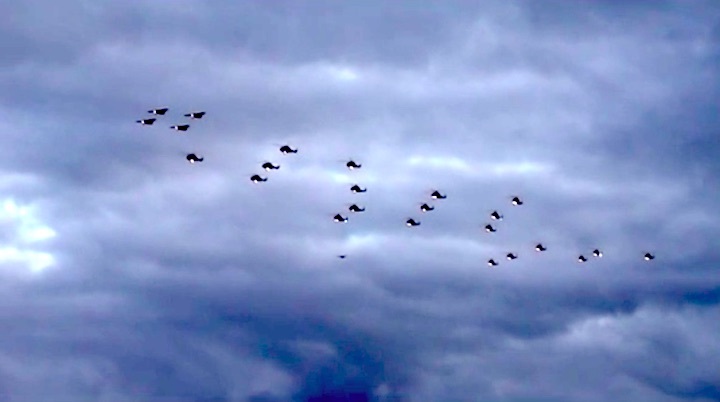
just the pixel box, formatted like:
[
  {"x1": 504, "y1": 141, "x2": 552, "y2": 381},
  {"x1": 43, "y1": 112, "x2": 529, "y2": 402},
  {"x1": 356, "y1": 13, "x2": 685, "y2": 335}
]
[
  {"x1": 184, "y1": 111, "x2": 206, "y2": 119},
  {"x1": 578, "y1": 255, "x2": 588, "y2": 263},
  {"x1": 484, "y1": 224, "x2": 497, "y2": 233},
  {"x1": 511, "y1": 196, "x2": 523, "y2": 206},
  {"x1": 488, "y1": 259, "x2": 498, "y2": 267},
  {"x1": 137, "y1": 118, "x2": 156, "y2": 125},
  {"x1": 644, "y1": 253, "x2": 655, "y2": 261},
  {"x1": 338, "y1": 255, "x2": 347, "y2": 259},
  {"x1": 490, "y1": 211, "x2": 503, "y2": 220},
  {"x1": 430, "y1": 190, "x2": 447, "y2": 200},
  {"x1": 420, "y1": 203, "x2": 434, "y2": 212},
  {"x1": 261, "y1": 162, "x2": 280, "y2": 170},
  {"x1": 406, "y1": 218, "x2": 421, "y2": 227},
  {"x1": 348, "y1": 204, "x2": 365, "y2": 213},
  {"x1": 279, "y1": 145, "x2": 298, "y2": 154},
  {"x1": 346, "y1": 160, "x2": 362, "y2": 170},
  {"x1": 592, "y1": 249, "x2": 603, "y2": 258},
  {"x1": 250, "y1": 174, "x2": 268, "y2": 183},
  {"x1": 148, "y1": 108, "x2": 168, "y2": 115},
  {"x1": 506, "y1": 253, "x2": 518, "y2": 260},
  {"x1": 535, "y1": 243, "x2": 547, "y2": 252},
  {"x1": 350, "y1": 184, "x2": 367, "y2": 193},
  {"x1": 333, "y1": 214, "x2": 348, "y2": 223},
  {"x1": 186, "y1": 154, "x2": 203, "y2": 163},
  {"x1": 170, "y1": 124, "x2": 190, "y2": 131}
]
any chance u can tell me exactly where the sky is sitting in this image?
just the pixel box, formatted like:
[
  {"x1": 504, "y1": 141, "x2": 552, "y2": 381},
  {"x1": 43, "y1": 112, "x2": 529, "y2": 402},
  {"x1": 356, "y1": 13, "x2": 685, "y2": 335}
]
[{"x1": 1, "y1": 1, "x2": 719, "y2": 401}]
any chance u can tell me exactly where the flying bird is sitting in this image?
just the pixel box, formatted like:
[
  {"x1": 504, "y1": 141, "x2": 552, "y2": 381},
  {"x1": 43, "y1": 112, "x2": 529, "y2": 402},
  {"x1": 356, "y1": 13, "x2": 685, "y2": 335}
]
[
  {"x1": 148, "y1": 108, "x2": 168, "y2": 115},
  {"x1": 350, "y1": 184, "x2": 367, "y2": 193},
  {"x1": 333, "y1": 214, "x2": 348, "y2": 223},
  {"x1": 170, "y1": 124, "x2": 190, "y2": 131},
  {"x1": 186, "y1": 154, "x2": 203, "y2": 163},
  {"x1": 346, "y1": 160, "x2": 362, "y2": 170},
  {"x1": 506, "y1": 253, "x2": 518, "y2": 260},
  {"x1": 535, "y1": 243, "x2": 547, "y2": 252},
  {"x1": 348, "y1": 204, "x2": 365, "y2": 213},
  {"x1": 261, "y1": 162, "x2": 280, "y2": 171},
  {"x1": 484, "y1": 224, "x2": 497, "y2": 233},
  {"x1": 136, "y1": 118, "x2": 156, "y2": 125},
  {"x1": 430, "y1": 190, "x2": 447, "y2": 200},
  {"x1": 406, "y1": 218, "x2": 421, "y2": 227},
  {"x1": 511, "y1": 196, "x2": 523, "y2": 206},
  {"x1": 420, "y1": 203, "x2": 434, "y2": 212},
  {"x1": 184, "y1": 111, "x2": 206, "y2": 119},
  {"x1": 488, "y1": 259, "x2": 498, "y2": 267},
  {"x1": 250, "y1": 174, "x2": 268, "y2": 183},
  {"x1": 578, "y1": 255, "x2": 588, "y2": 263},
  {"x1": 338, "y1": 255, "x2": 347, "y2": 259},
  {"x1": 644, "y1": 253, "x2": 655, "y2": 261},
  {"x1": 279, "y1": 145, "x2": 298, "y2": 154},
  {"x1": 592, "y1": 249, "x2": 603, "y2": 258}
]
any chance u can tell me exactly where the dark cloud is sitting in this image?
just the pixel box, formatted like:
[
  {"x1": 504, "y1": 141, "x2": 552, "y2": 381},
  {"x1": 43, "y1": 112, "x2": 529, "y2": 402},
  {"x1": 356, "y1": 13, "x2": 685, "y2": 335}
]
[{"x1": 1, "y1": 0, "x2": 719, "y2": 401}]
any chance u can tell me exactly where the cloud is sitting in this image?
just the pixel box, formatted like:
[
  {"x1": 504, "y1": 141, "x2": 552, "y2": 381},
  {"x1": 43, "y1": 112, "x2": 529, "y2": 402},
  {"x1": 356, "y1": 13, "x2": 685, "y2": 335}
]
[{"x1": 1, "y1": 0, "x2": 719, "y2": 401}]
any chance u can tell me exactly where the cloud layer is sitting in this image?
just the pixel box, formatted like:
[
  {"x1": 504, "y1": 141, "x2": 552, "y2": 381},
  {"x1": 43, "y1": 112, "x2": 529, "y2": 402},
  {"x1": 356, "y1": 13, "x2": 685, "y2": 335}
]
[{"x1": 1, "y1": 1, "x2": 719, "y2": 401}]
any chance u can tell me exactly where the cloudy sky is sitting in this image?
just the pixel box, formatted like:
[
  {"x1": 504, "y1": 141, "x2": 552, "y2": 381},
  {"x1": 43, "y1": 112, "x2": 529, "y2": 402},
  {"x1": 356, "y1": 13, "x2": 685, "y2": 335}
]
[{"x1": 1, "y1": 1, "x2": 720, "y2": 401}]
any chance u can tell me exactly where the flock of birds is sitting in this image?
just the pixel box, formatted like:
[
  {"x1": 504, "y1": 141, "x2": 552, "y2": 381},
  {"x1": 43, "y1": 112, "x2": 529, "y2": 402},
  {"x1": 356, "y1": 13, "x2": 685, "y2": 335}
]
[{"x1": 137, "y1": 107, "x2": 657, "y2": 266}]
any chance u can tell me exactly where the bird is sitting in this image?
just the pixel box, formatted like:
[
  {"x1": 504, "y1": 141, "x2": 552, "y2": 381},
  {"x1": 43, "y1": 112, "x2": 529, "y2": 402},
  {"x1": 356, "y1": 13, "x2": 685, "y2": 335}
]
[
  {"x1": 535, "y1": 243, "x2": 547, "y2": 252},
  {"x1": 137, "y1": 118, "x2": 156, "y2": 125},
  {"x1": 261, "y1": 162, "x2": 280, "y2": 171},
  {"x1": 644, "y1": 253, "x2": 655, "y2": 261},
  {"x1": 186, "y1": 154, "x2": 203, "y2": 163},
  {"x1": 338, "y1": 255, "x2": 347, "y2": 259},
  {"x1": 333, "y1": 214, "x2": 348, "y2": 223},
  {"x1": 279, "y1": 145, "x2": 298, "y2": 154},
  {"x1": 419, "y1": 203, "x2": 434, "y2": 212},
  {"x1": 592, "y1": 249, "x2": 603, "y2": 258},
  {"x1": 406, "y1": 218, "x2": 421, "y2": 227},
  {"x1": 184, "y1": 111, "x2": 206, "y2": 119},
  {"x1": 170, "y1": 124, "x2": 190, "y2": 131},
  {"x1": 578, "y1": 255, "x2": 588, "y2": 263},
  {"x1": 250, "y1": 174, "x2": 268, "y2": 183},
  {"x1": 350, "y1": 184, "x2": 367, "y2": 193},
  {"x1": 488, "y1": 259, "x2": 498, "y2": 267},
  {"x1": 348, "y1": 204, "x2": 365, "y2": 213},
  {"x1": 148, "y1": 108, "x2": 168, "y2": 115},
  {"x1": 490, "y1": 211, "x2": 503, "y2": 220},
  {"x1": 506, "y1": 253, "x2": 518, "y2": 260},
  {"x1": 430, "y1": 190, "x2": 447, "y2": 200},
  {"x1": 484, "y1": 224, "x2": 497, "y2": 233},
  {"x1": 346, "y1": 160, "x2": 362, "y2": 170},
  {"x1": 511, "y1": 196, "x2": 523, "y2": 206}
]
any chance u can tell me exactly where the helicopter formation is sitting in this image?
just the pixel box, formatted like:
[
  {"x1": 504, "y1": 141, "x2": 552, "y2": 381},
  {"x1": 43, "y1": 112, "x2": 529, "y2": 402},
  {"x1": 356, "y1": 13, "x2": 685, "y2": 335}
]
[{"x1": 136, "y1": 107, "x2": 657, "y2": 266}]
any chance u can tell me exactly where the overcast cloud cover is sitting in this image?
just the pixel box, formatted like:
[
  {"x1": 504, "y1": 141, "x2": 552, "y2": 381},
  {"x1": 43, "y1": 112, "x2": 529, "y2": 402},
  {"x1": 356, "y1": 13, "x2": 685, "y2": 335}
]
[{"x1": 1, "y1": 0, "x2": 720, "y2": 401}]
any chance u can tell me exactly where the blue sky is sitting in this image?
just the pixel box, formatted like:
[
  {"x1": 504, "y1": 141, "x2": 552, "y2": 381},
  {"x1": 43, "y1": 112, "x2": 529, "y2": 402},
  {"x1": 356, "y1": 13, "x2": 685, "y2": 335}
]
[{"x1": 1, "y1": 1, "x2": 719, "y2": 401}]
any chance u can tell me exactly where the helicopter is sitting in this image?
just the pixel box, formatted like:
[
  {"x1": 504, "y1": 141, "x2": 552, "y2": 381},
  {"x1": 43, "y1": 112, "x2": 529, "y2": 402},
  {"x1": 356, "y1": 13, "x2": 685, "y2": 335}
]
[
  {"x1": 348, "y1": 204, "x2": 365, "y2": 213},
  {"x1": 170, "y1": 124, "x2": 190, "y2": 131},
  {"x1": 279, "y1": 145, "x2": 298, "y2": 154},
  {"x1": 406, "y1": 218, "x2": 421, "y2": 227},
  {"x1": 250, "y1": 174, "x2": 268, "y2": 183},
  {"x1": 261, "y1": 162, "x2": 280, "y2": 171},
  {"x1": 148, "y1": 108, "x2": 168, "y2": 115},
  {"x1": 430, "y1": 190, "x2": 447, "y2": 200},
  {"x1": 184, "y1": 111, "x2": 206, "y2": 119}
]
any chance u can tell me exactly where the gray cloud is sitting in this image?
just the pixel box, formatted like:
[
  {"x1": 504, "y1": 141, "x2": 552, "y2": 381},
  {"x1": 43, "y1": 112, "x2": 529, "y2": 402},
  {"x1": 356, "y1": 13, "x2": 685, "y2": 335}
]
[{"x1": 1, "y1": 0, "x2": 719, "y2": 401}]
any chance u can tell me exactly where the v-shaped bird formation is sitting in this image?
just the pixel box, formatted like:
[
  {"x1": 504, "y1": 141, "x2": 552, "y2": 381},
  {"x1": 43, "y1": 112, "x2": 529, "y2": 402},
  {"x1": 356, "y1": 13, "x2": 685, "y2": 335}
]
[{"x1": 136, "y1": 107, "x2": 657, "y2": 266}]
